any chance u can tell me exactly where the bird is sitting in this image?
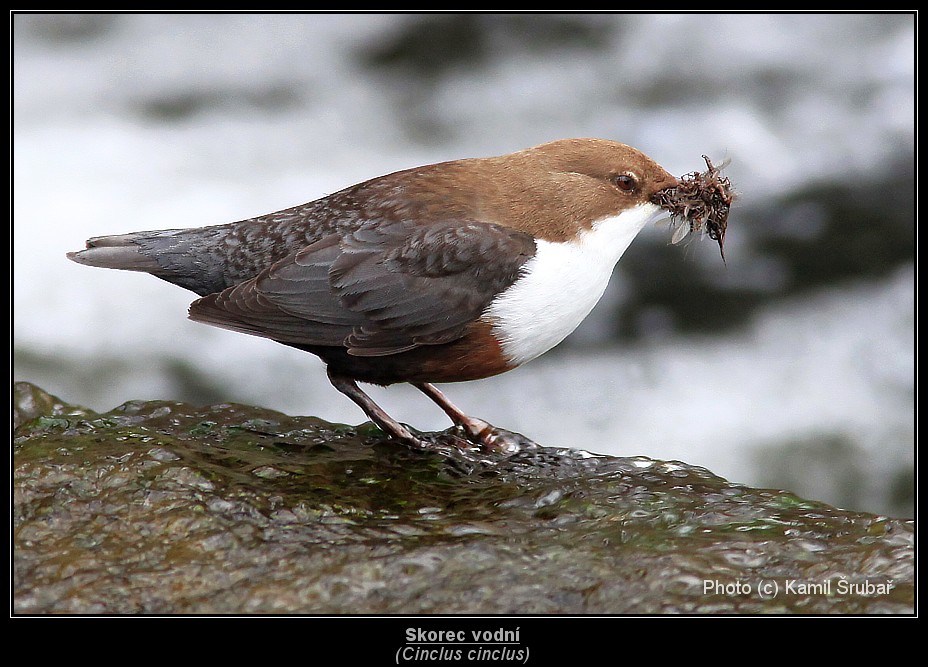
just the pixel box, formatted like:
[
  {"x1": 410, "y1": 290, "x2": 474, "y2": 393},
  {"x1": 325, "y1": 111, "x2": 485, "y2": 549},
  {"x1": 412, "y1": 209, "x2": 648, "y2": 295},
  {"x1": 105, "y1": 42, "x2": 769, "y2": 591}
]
[{"x1": 68, "y1": 138, "x2": 700, "y2": 452}]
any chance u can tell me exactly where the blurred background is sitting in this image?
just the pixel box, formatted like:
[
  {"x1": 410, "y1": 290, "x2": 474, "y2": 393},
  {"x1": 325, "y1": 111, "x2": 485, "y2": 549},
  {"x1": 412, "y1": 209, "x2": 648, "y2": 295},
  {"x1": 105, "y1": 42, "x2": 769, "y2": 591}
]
[{"x1": 12, "y1": 14, "x2": 914, "y2": 517}]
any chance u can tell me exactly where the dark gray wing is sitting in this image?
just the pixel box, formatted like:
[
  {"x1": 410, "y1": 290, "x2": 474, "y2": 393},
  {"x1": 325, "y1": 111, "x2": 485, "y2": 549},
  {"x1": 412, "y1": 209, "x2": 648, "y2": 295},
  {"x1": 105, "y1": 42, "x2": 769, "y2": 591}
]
[{"x1": 188, "y1": 218, "x2": 536, "y2": 356}]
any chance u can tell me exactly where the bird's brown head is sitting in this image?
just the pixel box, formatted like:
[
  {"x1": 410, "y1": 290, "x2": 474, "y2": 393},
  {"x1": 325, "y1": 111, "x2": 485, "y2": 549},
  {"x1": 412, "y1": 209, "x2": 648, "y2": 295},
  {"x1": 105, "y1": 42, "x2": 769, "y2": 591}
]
[
  {"x1": 468, "y1": 138, "x2": 680, "y2": 242},
  {"x1": 473, "y1": 139, "x2": 734, "y2": 260}
]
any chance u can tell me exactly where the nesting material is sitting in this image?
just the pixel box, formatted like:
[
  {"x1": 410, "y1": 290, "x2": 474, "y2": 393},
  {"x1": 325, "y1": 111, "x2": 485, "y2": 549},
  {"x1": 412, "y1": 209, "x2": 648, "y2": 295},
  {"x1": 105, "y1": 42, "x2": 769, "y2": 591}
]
[{"x1": 652, "y1": 156, "x2": 734, "y2": 260}]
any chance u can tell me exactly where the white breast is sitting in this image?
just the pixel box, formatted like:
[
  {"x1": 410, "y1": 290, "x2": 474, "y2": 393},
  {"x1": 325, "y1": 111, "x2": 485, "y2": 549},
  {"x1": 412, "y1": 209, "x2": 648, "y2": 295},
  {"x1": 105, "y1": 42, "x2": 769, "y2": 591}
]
[{"x1": 485, "y1": 202, "x2": 666, "y2": 366}]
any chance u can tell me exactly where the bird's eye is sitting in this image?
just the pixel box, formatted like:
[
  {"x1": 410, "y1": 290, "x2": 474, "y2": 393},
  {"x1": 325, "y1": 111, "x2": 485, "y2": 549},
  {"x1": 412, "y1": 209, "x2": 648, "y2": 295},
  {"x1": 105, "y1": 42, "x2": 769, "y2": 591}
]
[{"x1": 612, "y1": 173, "x2": 639, "y2": 192}]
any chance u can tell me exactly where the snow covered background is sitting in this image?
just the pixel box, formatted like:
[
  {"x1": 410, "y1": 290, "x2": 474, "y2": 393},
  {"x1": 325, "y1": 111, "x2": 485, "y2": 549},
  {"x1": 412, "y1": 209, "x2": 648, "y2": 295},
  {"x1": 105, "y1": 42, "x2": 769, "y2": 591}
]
[{"x1": 13, "y1": 14, "x2": 914, "y2": 516}]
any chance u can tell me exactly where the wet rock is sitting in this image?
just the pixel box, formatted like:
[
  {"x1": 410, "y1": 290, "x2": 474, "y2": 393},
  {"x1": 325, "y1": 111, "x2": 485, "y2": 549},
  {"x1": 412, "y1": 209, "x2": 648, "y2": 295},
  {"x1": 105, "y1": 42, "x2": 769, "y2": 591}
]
[
  {"x1": 12, "y1": 381, "x2": 93, "y2": 431},
  {"x1": 13, "y1": 382, "x2": 913, "y2": 614}
]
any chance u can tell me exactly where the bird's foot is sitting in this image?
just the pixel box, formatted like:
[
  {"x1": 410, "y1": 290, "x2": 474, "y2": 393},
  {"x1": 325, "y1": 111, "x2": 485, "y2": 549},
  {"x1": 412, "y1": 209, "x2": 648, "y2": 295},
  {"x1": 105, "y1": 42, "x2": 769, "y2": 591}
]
[
  {"x1": 370, "y1": 422, "x2": 538, "y2": 457},
  {"x1": 454, "y1": 418, "x2": 539, "y2": 455}
]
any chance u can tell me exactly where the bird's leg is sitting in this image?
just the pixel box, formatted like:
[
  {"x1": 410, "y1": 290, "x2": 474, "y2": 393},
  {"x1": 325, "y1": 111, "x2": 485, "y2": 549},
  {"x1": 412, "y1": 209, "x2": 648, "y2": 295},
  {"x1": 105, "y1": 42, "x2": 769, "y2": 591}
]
[
  {"x1": 327, "y1": 369, "x2": 428, "y2": 449},
  {"x1": 413, "y1": 382, "x2": 530, "y2": 453},
  {"x1": 413, "y1": 382, "x2": 492, "y2": 439}
]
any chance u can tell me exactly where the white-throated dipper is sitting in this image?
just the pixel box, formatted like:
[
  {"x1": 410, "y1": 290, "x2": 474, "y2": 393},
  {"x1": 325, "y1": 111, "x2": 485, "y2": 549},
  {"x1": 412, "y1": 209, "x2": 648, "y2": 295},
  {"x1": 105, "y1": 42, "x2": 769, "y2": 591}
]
[{"x1": 68, "y1": 138, "x2": 729, "y2": 452}]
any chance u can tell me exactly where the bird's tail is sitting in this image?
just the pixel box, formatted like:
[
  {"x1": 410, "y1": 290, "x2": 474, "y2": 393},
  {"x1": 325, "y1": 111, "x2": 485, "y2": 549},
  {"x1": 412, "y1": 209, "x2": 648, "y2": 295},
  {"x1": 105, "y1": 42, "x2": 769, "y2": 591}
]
[
  {"x1": 67, "y1": 226, "x2": 234, "y2": 296},
  {"x1": 67, "y1": 231, "x2": 165, "y2": 272}
]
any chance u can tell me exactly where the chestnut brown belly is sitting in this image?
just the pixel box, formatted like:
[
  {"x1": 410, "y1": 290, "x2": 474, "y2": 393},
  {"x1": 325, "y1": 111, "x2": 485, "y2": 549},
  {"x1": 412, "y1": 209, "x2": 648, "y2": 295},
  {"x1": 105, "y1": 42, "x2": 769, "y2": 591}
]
[{"x1": 286, "y1": 321, "x2": 515, "y2": 385}]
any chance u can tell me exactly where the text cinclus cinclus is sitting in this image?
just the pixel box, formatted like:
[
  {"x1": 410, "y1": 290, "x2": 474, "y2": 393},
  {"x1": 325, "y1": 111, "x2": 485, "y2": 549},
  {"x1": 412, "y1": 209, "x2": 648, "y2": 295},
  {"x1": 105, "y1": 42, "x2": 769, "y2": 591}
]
[{"x1": 68, "y1": 138, "x2": 731, "y2": 452}]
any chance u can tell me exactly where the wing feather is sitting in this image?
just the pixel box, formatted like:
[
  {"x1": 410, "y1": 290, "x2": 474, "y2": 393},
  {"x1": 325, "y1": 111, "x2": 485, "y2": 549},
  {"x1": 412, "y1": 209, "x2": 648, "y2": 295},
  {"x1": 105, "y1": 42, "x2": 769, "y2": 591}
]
[{"x1": 188, "y1": 218, "x2": 536, "y2": 356}]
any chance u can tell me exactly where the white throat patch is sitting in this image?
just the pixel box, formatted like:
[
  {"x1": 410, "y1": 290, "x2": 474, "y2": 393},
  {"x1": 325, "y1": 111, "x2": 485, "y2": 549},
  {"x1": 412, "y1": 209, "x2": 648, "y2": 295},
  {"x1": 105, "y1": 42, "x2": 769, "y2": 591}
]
[{"x1": 485, "y1": 202, "x2": 665, "y2": 366}]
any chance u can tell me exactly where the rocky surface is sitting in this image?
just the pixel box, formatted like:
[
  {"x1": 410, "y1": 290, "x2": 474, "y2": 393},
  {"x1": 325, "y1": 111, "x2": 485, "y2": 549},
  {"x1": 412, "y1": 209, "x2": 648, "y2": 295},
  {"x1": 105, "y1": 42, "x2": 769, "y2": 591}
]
[{"x1": 13, "y1": 382, "x2": 914, "y2": 614}]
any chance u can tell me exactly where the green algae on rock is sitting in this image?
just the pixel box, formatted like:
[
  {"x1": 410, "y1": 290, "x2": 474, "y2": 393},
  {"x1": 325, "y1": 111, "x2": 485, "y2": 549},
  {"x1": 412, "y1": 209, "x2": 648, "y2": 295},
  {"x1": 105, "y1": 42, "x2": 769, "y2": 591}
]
[{"x1": 13, "y1": 382, "x2": 913, "y2": 614}]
